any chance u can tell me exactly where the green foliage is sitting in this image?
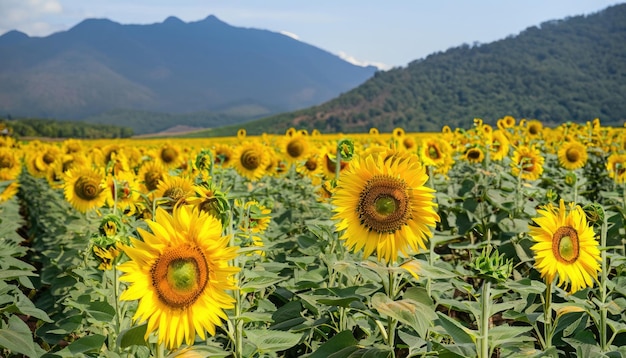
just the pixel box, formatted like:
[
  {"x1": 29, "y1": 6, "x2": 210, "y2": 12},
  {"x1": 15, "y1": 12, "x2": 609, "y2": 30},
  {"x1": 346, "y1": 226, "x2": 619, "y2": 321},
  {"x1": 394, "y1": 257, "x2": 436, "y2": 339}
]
[{"x1": 1, "y1": 117, "x2": 133, "y2": 139}]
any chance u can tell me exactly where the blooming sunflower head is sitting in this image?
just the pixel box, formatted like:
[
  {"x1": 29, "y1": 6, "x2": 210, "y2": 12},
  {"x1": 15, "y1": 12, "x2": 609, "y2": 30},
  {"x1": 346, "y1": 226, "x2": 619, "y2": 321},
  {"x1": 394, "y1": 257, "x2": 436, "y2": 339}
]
[
  {"x1": 529, "y1": 200, "x2": 601, "y2": 293},
  {"x1": 0, "y1": 147, "x2": 21, "y2": 181},
  {"x1": 511, "y1": 145, "x2": 544, "y2": 181},
  {"x1": 118, "y1": 206, "x2": 239, "y2": 349},
  {"x1": 138, "y1": 161, "x2": 167, "y2": 194},
  {"x1": 154, "y1": 174, "x2": 196, "y2": 207},
  {"x1": 281, "y1": 131, "x2": 310, "y2": 163},
  {"x1": 490, "y1": 130, "x2": 510, "y2": 161},
  {"x1": 606, "y1": 153, "x2": 626, "y2": 184},
  {"x1": 464, "y1": 147, "x2": 485, "y2": 164},
  {"x1": 232, "y1": 141, "x2": 270, "y2": 181},
  {"x1": 63, "y1": 166, "x2": 106, "y2": 213},
  {"x1": 558, "y1": 141, "x2": 588, "y2": 170},
  {"x1": 332, "y1": 150, "x2": 440, "y2": 263}
]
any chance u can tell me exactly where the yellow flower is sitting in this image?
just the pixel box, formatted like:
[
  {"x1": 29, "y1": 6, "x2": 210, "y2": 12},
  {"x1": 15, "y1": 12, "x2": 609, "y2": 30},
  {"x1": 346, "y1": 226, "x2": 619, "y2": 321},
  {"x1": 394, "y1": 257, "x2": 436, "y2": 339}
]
[
  {"x1": 137, "y1": 161, "x2": 167, "y2": 194},
  {"x1": 511, "y1": 145, "x2": 544, "y2": 181},
  {"x1": 464, "y1": 147, "x2": 484, "y2": 164},
  {"x1": 212, "y1": 143, "x2": 234, "y2": 168},
  {"x1": 157, "y1": 143, "x2": 184, "y2": 169},
  {"x1": 63, "y1": 166, "x2": 106, "y2": 213},
  {"x1": 606, "y1": 153, "x2": 626, "y2": 184},
  {"x1": 118, "y1": 206, "x2": 239, "y2": 349},
  {"x1": 0, "y1": 147, "x2": 21, "y2": 181},
  {"x1": 93, "y1": 245, "x2": 121, "y2": 270},
  {"x1": 239, "y1": 200, "x2": 271, "y2": 233},
  {"x1": 318, "y1": 145, "x2": 350, "y2": 180},
  {"x1": 558, "y1": 140, "x2": 588, "y2": 170},
  {"x1": 526, "y1": 120, "x2": 543, "y2": 137},
  {"x1": 332, "y1": 150, "x2": 440, "y2": 263},
  {"x1": 490, "y1": 130, "x2": 510, "y2": 161},
  {"x1": 419, "y1": 138, "x2": 451, "y2": 168},
  {"x1": 529, "y1": 200, "x2": 601, "y2": 293},
  {"x1": 105, "y1": 171, "x2": 141, "y2": 214},
  {"x1": 280, "y1": 131, "x2": 310, "y2": 163},
  {"x1": 232, "y1": 141, "x2": 270, "y2": 181},
  {"x1": 154, "y1": 174, "x2": 196, "y2": 207},
  {"x1": 0, "y1": 181, "x2": 19, "y2": 203}
]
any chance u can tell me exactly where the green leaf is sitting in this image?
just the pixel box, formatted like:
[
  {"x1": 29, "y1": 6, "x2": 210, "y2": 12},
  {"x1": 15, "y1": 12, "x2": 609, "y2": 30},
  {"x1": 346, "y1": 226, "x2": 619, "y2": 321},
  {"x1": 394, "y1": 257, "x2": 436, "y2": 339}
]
[
  {"x1": 0, "y1": 315, "x2": 39, "y2": 358},
  {"x1": 245, "y1": 329, "x2": 302, "y2": 353},
  {"x1": 488, "y1": 325, "x2": 534, "y2": 347},
  {"x1": 371, "y1": 293, "x2": 436, "y2": 338},
  {"x1": 435, "y1": 312, "x2": 477, "y2": 345},
  {"x1": 309, "y1": 330, "x2": 358, "y2": 358},
  {"x1": 117, "y1": 323, "x2": 148, "y2": 349},
  {"x1": 55, "y1": 334, "x2": 106, "y2": 357},
  {"x1": 86, "y1": 300, "x2": 116, "y2": 322}
]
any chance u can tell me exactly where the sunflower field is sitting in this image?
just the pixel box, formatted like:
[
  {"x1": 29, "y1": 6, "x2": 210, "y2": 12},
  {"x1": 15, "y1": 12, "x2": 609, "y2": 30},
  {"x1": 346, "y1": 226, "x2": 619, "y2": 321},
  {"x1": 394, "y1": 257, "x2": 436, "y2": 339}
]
[{"x1": 2, "y1": 117, "x2": 626, "y2": 358}]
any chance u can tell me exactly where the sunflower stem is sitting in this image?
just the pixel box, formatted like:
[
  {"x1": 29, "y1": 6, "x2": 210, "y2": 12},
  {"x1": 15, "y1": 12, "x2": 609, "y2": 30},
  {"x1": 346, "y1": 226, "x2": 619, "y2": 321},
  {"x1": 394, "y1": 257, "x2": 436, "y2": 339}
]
[
  {"x1": 544, "y1": 281, "x2": 554, "y2": 351},
  {"x1": 599, "y1": 206, "x2": 608, "y2": 351},
  {"x1": 113, "y1": 264, "x2": 121, "y2": 353},
  {"x1": 335, "y1": 141, "x2": 342, "y2": 182},
  {"x1": 479, "y1": 280, "x2": 491, "y2": 358},
  {"x1": 387, "y1": 268, "x2": 398, "y2": 357}
]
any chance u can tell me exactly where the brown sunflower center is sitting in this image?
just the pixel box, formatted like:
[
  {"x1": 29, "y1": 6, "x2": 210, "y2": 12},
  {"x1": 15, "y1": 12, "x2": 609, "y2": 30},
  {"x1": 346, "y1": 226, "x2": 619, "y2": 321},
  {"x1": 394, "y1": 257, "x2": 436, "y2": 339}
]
[
  {"x1": 151, "y1": 245, "x2": 209, "y2": 309},
  {"x1": 164, "y1": 186, "x2": 186, "y2": 201},
  {"x1": 305, "y1": 158, "x2": 317, "y2": 171},
  {"x1": 0, "y1": 154, "x2": 14, "y2": 169},
  {"x1": 161, "y1": 147, "x2": 178, "y2": 164},
  {"x1": 74, "y1": 176, "x2": 101, "y2": 201},
  {"x1": 241, "y1": 149, "x2": 260, "y2": 170},
  {"x1": 529, "y1": 125, "x2": 540, "y2": 135},
  {"x1": 467, "y1": 149, "x2": 481, "y2": 160},
  {"x1": 552, "y1": 226, "x2": 579, "y2": 264},
  {"x1": 144, "y1": 170, "x2": 163, "y2": 191},
  {"x1": 403, "y1": 138, "x2": 416, "y2": 149},
  {"x1": 358, "y1": 175, "x2": 410, "y2": 233},
  {"x1": 287, "y1": 139, "x2": 305, "y2": 159},
  {"x1": 43, "y1": 152, "x2": 55, "y2": 165},
  {"x1": 520, "y1": 156, "x2": 535, "y2": 172},
  {"x1": 325, "y1": 154, "x2": 348, "y2": 173},
  {"x1": 566, "y1": 148, "x2": 580, "y2": 163}
]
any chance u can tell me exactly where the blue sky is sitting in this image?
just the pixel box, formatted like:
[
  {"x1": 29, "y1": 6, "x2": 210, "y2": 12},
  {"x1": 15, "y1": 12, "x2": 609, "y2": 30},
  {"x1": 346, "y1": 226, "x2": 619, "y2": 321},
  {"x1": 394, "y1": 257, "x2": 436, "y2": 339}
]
[{"x1": 0, "y1": 0, "x2": 623, "y2": 69}]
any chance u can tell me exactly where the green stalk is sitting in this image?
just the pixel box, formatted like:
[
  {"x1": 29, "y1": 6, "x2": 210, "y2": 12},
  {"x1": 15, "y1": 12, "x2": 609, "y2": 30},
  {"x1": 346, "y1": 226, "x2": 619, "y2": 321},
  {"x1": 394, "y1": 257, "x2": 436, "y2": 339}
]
[
  {"x1": 387, "y1": 269, "x2": 398, "y2": 357},
  {"x1": 335, "y1": 141, "x2": 342, "y2": 182},
  {"x1": 599, "y1": 206, "x2": 608, "y2": 351},
  {"x1": 479, "y1": 280, "x2": 491, "y2": 358},
  {"x1": 544, "y1": 281, "x2": 553, "y2": 351},
  {"x1": 113, "y1": 265, "x2": 121, "y2": 353}
]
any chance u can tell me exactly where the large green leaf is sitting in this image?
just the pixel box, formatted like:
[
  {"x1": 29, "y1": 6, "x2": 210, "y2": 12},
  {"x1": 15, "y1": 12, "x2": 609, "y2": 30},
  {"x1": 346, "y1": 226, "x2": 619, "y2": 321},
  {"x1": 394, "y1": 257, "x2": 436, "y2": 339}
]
[
  {"x1": 371, "y1": 293, "x2": 436, "y2": 338},
  {"x1": 0, "y1": 315, "x2": 41, "y2": 358},
  {"x1": 309, "y1": 330, "x2": 359, "y2": 358},
  {"x1": 435, "y1": 312, "x2": 477, "y2": 345},
  {"x1": 245, "y1": 329, "x2": 302, "y2": 353}
]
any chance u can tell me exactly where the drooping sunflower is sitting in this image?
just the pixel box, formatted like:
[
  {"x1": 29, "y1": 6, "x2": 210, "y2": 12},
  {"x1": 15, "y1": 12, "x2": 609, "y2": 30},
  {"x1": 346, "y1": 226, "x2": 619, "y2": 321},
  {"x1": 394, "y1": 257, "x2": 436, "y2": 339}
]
[
  {"x1": 63, "y1": 166, "x2": 106, "y2": 213},
  {"x1": 232, "y1": 141, "x2": 270, "y2": 181},
  {"x1": 332, "y1": 150, "x2": 440, "y2": 263},
  {"x1": 118, "y1": 206, "x2": 239, "y2": 349},
  {"x1": 558, "y1": 140, "x2": 588, "y2": 170},
  {"x1": 510, "y1": 145, "x2": 544, "y2": 181},
  {"x1": 606, "y1": 153, "x2": 626, "y2": 184},
  {"x1": 529, "y1": 200, "x2": 601, "y2": 293},
  {"x1": 490, "y1": 130, "x2": 510, "y2": 161}
]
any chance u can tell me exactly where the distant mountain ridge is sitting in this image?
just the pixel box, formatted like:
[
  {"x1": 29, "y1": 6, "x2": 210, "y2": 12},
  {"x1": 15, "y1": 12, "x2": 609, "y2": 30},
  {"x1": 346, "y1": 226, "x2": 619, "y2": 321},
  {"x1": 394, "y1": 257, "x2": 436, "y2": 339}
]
[
  {"x1": 0, "y1": 15, "x2": 376, "y2": 130},
  {"x1": 217, "y1": 3, "x2": 626, "y2": 136}
]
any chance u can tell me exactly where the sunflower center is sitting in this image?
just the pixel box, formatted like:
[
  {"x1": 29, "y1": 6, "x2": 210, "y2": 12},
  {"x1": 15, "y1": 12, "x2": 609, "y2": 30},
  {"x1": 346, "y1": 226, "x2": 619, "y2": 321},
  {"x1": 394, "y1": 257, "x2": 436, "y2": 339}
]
[
  {"x1": 241, "y1": 149, "x2": 260, "y2": 170},
  {"x1": 164, "y1": 186, "x2": 186, "y2": 201},
  {"x1": 521, "y1": 156, "x2": 535, "y2": 172},
  {"x1": 305, "y1": 158, "x2": 317, "y2": 171},
  {"x1": 151, "y1": 245, "x2": 209, "y2": 309},
  {"x1": 287, "y1": 139, "x2": 305, "y2": 158},
  {"x1": 43, "y1": 153, "x2": 55, "y2": 165},
  {"x1": 467, "y1": 149, "x2": 481, "y2": 160},
  {"x1": 552, "y1": 226, "x2": 579, "y2": 264},
  {"x1": 325, "y1": 154, "x2": 347, "y2": 173},
  {"x1": 403, "y1": 138, "x2": 416, "y2": 149},
  {"x1": 145, "y1": 170, "x2": 163, "y2": 191},
  {"x1": 428, "y1": 145, "x2": 440, "y2": 160},
  {"x1": 529, "y1": 125, "x2": 540, "y2": 135},
  {"x1": 161, "y1": 147, "x2": 178, "y2": 164},
  {"x1": 566, "y1": 148, "x2": 580, "y2": 163},
  {"x1": 0, "y1": 155, "x2": 14, "y2": 168},
  {"x1": 74, "y1": 176, "x2": 101, "y2": 201},
  {"x1": 358, "y1": 175, "x2": 410, "y2": 233}
]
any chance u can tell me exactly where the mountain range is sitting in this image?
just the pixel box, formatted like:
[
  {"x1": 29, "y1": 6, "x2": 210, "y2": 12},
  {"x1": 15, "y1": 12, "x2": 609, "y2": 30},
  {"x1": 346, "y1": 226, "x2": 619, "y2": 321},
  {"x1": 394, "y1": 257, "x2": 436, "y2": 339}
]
[
  {"x1": 0, "y1": 15, "x2": 376, "y2": 133},
  {"x1": 206, "y1": 3, "x2": 626, "y2": 136}
]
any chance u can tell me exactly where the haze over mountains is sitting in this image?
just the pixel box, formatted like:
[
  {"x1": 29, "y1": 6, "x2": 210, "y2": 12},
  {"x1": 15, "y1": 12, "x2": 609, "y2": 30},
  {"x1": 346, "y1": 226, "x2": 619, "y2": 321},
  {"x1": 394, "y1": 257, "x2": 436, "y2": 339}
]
[{"x1": 0, "y1": 15, "x2": 376, "y2": 131}]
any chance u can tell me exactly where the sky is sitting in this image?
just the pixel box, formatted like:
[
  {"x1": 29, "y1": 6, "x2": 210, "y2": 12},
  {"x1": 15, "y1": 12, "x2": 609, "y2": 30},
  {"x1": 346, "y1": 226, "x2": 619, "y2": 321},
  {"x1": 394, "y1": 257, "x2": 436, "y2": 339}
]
[{"x1": 0, "y1": 0, "x2": 624, "y2": 70}]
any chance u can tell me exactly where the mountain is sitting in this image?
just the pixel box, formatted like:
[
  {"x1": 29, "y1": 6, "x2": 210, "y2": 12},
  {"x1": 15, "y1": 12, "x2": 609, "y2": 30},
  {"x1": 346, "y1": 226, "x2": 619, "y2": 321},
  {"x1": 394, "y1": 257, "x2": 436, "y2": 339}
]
[
  {"x1": 0, "y1": 15, "x2": 376, "y2": 131},
  {"x1": 214, "y1": 3, "x2": 626, "y2": 136}
]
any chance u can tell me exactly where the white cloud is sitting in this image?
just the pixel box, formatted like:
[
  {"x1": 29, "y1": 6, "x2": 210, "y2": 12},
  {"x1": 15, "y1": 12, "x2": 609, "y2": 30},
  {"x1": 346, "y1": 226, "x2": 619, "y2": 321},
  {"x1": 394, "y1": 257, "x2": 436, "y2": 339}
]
[
  {"x1": 338, "y1": 51, "x2": 390, "y2": 70},
  {"x1": 279, "y1": 30, "x2": 300, "y2": 40},
  {"x1": 0, "y1": 0, "x2": 63, "y2": 36}
]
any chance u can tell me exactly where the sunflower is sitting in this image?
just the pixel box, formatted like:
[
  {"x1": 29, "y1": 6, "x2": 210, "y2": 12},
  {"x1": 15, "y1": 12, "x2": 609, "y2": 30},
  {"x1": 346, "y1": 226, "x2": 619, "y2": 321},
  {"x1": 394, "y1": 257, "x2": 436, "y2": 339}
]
[
  {"x1": 63, "y1": 166, "x2": 106, "y2": 213},
  {"x1": 154, "y1": 174, "x2": 196, "y2": 207},
  {"x1": 558, "y1": 140, "x2": 588, "y2": 170},
  {"x1": 464, "y1": 147, "x2": 484, "y2": 164},
  {"x1": 0, "y1": 147, "x2": 21, "y2": 181},
  {"x1": 105, "y1": 171, "x2": 141, "y2": 214},
  {"x1": 529, "y1": 200, "x2": 601, "y2": 293},
  {"x1": 419, "y1": 138, "x2": 451, "y2": 168},
  {"x1": 157, "y1": 143, "x2": 184, "y2": 169},
  {"x1": 280, "y1": 131, "x2": 310, "y2": 163},
  {"x1": 490, "y1": 130, "x2": 510, "y2": 161},
  {"x1": 318, "y1": 144, "x2": 350, "y2": 180},
  {"x1": 511, "y1": 145, "x2": 544, "y2": 181},
  {"x1": 212, "y1": 143, "x2": 234, "y2": 168},
  {"x1": 137, "y1": 161, "x2": 167, "y2": 194},
  {"x1": 0, "y1": 181, "x2": 19, "y2": 203},
  {"x1": 526, "y1": 120, "x2": 543, "y2": 138},
  {"x1": 607, "y1": 153, "x2": 626, "y2": 184},
  {"x1": 332, "y1": 150, "x2": 440, "y2": 263},
  {"x1": 232, "y1": 141, "x2": 270, "y2": 181},
  {"x1": 239, "y1": 200, "x2": 271, "y2": 234},
  {"x1": 118, "y1": 206, "x2": 239, "y2": 349},
  {"x1": 497, "y1": 115, "x2": 516, "y2": 129}
]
